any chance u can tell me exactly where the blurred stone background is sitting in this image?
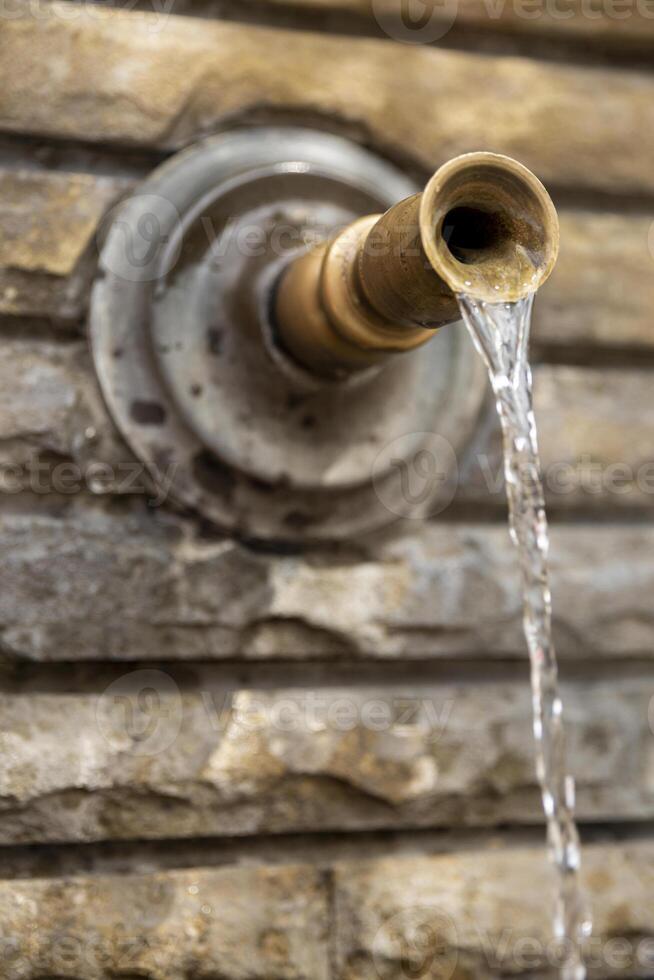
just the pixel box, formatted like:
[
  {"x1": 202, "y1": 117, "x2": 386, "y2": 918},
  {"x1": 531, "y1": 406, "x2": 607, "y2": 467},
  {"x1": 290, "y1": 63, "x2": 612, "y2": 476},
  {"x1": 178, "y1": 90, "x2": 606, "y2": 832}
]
[{"x1": 1, "y1": 1, "x2": 654, "y2": 977}]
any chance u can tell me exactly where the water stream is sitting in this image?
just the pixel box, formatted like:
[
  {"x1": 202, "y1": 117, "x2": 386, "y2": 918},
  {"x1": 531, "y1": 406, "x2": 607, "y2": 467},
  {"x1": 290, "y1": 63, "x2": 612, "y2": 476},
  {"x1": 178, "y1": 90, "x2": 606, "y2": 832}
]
[{"x1": 457, "y1": 292, "x2": 592, "y2": 980}]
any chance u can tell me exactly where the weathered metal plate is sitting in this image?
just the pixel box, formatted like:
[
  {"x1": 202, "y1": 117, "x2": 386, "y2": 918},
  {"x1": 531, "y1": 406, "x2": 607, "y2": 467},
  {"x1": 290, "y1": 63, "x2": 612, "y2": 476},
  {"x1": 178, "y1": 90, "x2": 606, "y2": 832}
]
[{"x1": 90, "y1": 127, "x2": 486, "y2": 539}]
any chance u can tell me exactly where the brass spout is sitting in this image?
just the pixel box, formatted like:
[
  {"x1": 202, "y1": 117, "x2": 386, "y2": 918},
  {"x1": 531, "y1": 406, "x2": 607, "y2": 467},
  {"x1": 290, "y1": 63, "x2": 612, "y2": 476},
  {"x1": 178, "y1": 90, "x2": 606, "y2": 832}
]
[{"x1": 274, "y1": 151, "x2": 559, "y2": 378}]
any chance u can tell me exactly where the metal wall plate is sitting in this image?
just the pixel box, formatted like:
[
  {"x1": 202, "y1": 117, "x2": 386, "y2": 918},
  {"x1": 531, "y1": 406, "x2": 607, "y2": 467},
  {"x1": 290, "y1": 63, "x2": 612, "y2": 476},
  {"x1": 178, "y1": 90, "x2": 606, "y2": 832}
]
[{"x1": 90, "y1": 127, "x2": 487, "y2": 540}]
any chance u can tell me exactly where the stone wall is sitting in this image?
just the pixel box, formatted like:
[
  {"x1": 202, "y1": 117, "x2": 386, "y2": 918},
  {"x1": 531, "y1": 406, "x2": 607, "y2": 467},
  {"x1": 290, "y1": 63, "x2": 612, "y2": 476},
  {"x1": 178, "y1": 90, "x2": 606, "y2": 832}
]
[{"x1": 1, "y1": 2, "x2": 654, "y2": 977}]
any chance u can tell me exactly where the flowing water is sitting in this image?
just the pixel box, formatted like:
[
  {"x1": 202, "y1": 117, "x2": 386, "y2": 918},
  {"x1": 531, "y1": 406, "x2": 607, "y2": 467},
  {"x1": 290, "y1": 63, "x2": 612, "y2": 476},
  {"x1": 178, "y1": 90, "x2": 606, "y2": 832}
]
[{"x1": 458, "y1": 292, "x2": 592, "y2": 980}]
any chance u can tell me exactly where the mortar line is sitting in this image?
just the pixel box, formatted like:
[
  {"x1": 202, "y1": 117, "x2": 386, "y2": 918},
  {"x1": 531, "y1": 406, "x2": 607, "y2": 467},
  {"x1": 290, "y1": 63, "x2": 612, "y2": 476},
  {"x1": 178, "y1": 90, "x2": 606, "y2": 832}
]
[{"x1": 0, "y1": 823, "x2": 652, "y2": 881}]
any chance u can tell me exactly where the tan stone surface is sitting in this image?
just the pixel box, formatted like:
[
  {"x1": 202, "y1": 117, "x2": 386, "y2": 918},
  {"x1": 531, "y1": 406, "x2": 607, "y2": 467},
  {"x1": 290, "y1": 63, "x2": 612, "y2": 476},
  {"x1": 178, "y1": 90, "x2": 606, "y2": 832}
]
[
  {"x1": 537, "y1": 210, "x2": 654, "y2": 350},
  {"x1": 0, "y1": 676, "x2": 650, "y2": 842},
  {"x1": 0, "y1": 169, "x2": 128, "y2": 319},
  {"x1": 536, "y1": 366, "x2": 654, "y2": 502},
  {"x1": 3, "y1": 3, "x2": 654, "y2": 195},
  {"x1": 0, "y1": 864, "x2": 329, "y2": 979},
  {"x1": 0, "y1": 844, "x2": 652, "y2": 977},
  {"x1": 462, "y1": 365, "x2": 654, "y2": 508},
  {"x1": 0, "y1": 512, "x2": 268, "y2": 662},
  {"x1": 333, "y1": 842, "x2": 654, "y2": 978},
  {"x1": 0, "y1": 339, "x2": 137, "y2": 494},
  {"x1": 3, "y1": 512, "x2": 654, "y2": 661}
]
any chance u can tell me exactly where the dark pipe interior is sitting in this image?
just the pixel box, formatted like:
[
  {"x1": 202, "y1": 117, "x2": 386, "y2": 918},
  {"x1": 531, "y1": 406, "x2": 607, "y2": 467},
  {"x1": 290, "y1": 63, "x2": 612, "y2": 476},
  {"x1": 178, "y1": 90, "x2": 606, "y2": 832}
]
[{"x1": 441, "y1": 206, "x2": 508, "y2": 264}]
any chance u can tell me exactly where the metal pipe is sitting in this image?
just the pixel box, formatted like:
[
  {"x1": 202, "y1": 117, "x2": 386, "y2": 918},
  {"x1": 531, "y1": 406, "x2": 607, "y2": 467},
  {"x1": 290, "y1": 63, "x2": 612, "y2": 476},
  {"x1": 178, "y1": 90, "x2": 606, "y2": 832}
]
[{"x1": 274, "y1": 151, "x2": 559, "y2": 379}]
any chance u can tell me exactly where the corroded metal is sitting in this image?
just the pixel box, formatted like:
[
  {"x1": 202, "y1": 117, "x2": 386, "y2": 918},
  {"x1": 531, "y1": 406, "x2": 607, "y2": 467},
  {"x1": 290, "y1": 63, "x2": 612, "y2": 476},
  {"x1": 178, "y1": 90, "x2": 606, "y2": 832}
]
[
  {"x1": 91, "y1": 128, "x2": 486, "y2": 540},
  {"x1": 276, "y1": 152, "x2": 559, "y2": 377}
]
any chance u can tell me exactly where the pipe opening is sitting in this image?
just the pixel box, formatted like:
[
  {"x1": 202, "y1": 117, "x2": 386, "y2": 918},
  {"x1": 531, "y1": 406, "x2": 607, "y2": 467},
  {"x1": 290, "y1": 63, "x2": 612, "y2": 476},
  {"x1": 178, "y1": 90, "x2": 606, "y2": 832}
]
[
  {"x1": 421, "y1": 153, "x2": 559, "y2": 303},
  {"x1": 441, "y1": 206, "x2": 509, "y2": 265}
]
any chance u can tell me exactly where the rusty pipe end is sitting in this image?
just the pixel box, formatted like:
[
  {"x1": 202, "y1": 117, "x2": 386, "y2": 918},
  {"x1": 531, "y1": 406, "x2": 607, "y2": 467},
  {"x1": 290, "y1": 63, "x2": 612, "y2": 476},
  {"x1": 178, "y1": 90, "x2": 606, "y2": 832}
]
[{"x1": 420, "y1": 151, "x2": 559, "y2": 305}]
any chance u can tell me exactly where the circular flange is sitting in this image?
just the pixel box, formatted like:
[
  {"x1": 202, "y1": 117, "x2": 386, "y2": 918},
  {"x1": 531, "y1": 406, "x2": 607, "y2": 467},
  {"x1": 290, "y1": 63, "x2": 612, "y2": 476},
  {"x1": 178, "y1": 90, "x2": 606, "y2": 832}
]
[{"x1": 90, "y1": 127, "x2": 487, "y2": 540}]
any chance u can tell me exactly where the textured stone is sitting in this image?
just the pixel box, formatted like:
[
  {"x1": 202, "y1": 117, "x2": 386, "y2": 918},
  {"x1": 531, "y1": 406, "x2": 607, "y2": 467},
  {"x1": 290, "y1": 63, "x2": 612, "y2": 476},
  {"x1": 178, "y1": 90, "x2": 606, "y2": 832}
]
[
  {"x1": 536, "y1": 210, "x2": 654, "y2": 351},
  {"x1": 333, "y1": 841, "x2": 654, "y2": 978},
  {"x1": 0, "y1": 169, "x2": 129, "y2": 320},
  {"x1": 0, "y1": 676, "x2": 651, "y2": 843},
  {"x1": 462, "y1": 365, "x2": 654, "y2": 509},
  {"x1": 0, "y1": 864, "x2": 329, "y2": 979},
  {"x1": 0, "y1": 843, "x2": 652, "y2": 978},
  {"x1": 3, "y1": 4, "x2": 654, "y2": 195},
  {"x1": 0, "y1": 339, "x2": 140, "y2": 497},
  {"x1": 2, "y1": 512, "x2": 654, "y2": 662},
  {"x1": 535, "y1": 366, "x2": 654, "y2": 507},
  {"x1": 0, "y1": 512, "x2": 267, "y2": 662}
]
